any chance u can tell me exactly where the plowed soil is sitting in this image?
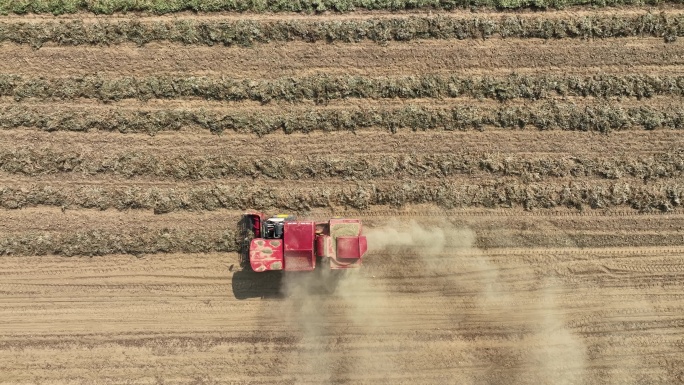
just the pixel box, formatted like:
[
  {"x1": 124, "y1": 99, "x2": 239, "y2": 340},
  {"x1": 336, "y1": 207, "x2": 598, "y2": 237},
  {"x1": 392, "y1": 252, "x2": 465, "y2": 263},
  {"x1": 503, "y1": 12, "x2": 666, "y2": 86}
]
[{"x1": 1, "y1": 7, "x2": 684, "y2": 385}]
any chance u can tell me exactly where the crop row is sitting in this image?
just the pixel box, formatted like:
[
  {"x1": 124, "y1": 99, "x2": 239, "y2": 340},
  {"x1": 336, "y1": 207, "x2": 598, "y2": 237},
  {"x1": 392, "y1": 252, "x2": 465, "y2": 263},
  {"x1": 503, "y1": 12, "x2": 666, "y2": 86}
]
[
  {"x1": 0, "y1": 228, "x2": 237, "y2": 256},
  {"x1": 3, "y1": 225, "x2": 678, "y2": 257},
  {"x1": 1, "y1": 0, "x2": 674, "y2": 15},
  {"x1": 0, "y1": 181, "x2": 681, "y2": 213},
  {"x1": 2, "y1": 147, "x2": 683, "y2": 182},
  {"x1": 1, "y1": 226, "x2": 680, "y2": 257},
  {"x1": 2, "y1": 74, "x2": 683, "y2": 103},
  {"x1": 1, "y1": 13, "x2": 681, "y2": 48},
  {"x1": 2, "y1": 102, "x2": 683, "y2": 134}
]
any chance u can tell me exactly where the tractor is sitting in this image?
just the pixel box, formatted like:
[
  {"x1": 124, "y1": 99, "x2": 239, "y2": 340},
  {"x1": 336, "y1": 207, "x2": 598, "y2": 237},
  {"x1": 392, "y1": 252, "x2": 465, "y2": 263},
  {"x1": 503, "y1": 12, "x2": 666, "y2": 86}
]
[{"x1": 240, "y1": 212, "x2": 368, "y2": 272}]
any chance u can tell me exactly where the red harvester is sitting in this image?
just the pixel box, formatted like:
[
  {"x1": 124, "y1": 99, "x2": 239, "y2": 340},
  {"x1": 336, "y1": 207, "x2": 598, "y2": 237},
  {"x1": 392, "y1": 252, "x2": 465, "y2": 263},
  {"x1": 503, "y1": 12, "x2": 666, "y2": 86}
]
[{"x1": 242, "y1": 212, "x2": 368, "y2": 272}]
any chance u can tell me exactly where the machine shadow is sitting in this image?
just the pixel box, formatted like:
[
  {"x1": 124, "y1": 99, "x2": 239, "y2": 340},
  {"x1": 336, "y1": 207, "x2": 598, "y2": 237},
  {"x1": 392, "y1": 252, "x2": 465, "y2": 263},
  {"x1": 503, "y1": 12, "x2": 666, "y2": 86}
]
[
  {"x1": 231, "y1": 270, "x2": 284, "y2": 300},
  {"x1": 233, "y1": 214, "x2": 284, "y2": 300},
  {"x1": 231, "y1": 268, "x2": 348, "y2": 300}
]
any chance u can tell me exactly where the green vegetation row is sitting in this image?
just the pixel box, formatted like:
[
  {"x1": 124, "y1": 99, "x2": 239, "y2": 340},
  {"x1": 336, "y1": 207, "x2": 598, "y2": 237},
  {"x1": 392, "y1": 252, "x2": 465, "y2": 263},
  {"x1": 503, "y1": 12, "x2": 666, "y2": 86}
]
[
  {"x1": 2, "y1": 102, "x2": 683, "y2": 134},
  {"x1": 0, "y1": 0, "x2": 676, "y2": 15},
  {"x1": 0, "y1": 228, "x2": 237, "y2": 256},
  {"x1": 0, "y1": 12, "x2": 681, "y2": 48},
  {"x1": 2, "y1": 147, "x2": 683, "y2": 181},
  {"x1": 0, "y1": 180, "x2": 681, "y2": 213},
  {"x1": 2, "y1": 74, "x2": 683, "y2": 103}
]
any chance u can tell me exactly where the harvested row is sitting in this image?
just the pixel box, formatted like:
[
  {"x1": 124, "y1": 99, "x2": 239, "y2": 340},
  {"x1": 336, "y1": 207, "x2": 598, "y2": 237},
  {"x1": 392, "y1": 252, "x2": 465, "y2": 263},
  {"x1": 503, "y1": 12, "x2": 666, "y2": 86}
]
[
  {"x1": 0, "y1": 251, "x2": 681, "y2": 385},
  {"x1": 0, "y1": 228, "x2": 238, "y2": 257},
  {"x1": 1, "y1": 179, "x2": 682, "y2": 212},
  {"x1": 2, "y1": 147, "x2": 684, "y2": 181},
  {"x1": 3, "y1": 207, "x2": 684, "y2": 256},
  {"x1": 3, "y1": 225, "x2": 684, "y2": 256},
  {"x1": 2, "y1": 74, "x2": 683, "y2": 103},
  {"x1": 0, "y1": 0, "x2": 675, "y2": 14},
  {"x1": 1, "y1": 13, "x2": 681, "y2": 49},
  {"x1": 2, "y1": 101, "x2": 683, "y2": 134}
]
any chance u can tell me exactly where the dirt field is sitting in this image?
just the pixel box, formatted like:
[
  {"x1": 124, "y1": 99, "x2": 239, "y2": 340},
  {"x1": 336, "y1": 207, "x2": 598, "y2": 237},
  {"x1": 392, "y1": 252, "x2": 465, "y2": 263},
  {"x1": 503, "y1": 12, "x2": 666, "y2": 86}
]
[{"x1": 1, "y1": 4, "x2": 684, "y2": 385}]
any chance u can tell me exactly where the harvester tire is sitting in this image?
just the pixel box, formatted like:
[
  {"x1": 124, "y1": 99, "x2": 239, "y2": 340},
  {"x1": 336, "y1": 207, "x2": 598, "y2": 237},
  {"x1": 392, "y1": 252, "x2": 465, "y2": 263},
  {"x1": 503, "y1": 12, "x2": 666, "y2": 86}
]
[{"x1": 238, "y1": 215, "x2": 254, "y2": 270}]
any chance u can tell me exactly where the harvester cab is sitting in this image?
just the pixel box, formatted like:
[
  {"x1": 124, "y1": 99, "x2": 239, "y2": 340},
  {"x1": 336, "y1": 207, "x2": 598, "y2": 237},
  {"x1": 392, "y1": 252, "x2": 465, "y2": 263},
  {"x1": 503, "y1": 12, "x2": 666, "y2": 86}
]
[
  {"x1": 241, "y1": 212, "x2": 368, "y2": 273},
  {"x1": 263, "y1": 214, "x2": 294, "y2": 239}
]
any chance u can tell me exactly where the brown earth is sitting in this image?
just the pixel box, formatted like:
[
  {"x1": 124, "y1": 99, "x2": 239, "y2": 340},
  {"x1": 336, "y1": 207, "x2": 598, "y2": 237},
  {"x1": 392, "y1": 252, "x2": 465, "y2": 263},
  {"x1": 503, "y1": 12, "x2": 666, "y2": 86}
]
[
  {"x1": 1, "y1": 8, "x2": 684, "y2": 384},
  {"x1": 1, "y1": 218, "x2": 683, "y2": 384},
  {"x1": 0, "y1": 38, "x2": 681, "y2": 78}
]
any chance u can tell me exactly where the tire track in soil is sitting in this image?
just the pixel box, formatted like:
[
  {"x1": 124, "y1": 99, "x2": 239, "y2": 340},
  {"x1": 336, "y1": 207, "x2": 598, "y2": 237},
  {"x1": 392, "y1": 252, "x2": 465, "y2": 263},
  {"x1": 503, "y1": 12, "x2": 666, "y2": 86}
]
[{"x1": 0, "y1": 244, "x2": 682, "y2": 384}]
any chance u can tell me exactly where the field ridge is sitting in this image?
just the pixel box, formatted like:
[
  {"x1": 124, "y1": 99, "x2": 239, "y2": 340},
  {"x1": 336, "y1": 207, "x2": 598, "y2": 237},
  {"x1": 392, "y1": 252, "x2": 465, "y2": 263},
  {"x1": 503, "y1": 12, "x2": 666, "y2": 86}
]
[
  {"x1": 1, "y1": 12, "x2": 682, "y2": 48},
  {"x1": 1, "y1": 0, "x2": 681, "y2": 15}
]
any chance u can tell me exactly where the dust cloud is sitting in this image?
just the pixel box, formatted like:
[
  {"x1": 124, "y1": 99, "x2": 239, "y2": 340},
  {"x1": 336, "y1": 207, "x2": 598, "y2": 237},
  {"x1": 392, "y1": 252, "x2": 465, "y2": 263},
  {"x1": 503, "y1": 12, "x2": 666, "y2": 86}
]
[
  {"x1": 366, "y1": 220, "x2": 587, "y2": 383},
  {"x1": 276, "y1": 220, "x2": 588, "y2": 384},
  {"x1": 366, "y1": 219, "x2": 476, "y2": 254},
  {"x1": 278, "y1": 264, "x2": 396, "y2": 383}
]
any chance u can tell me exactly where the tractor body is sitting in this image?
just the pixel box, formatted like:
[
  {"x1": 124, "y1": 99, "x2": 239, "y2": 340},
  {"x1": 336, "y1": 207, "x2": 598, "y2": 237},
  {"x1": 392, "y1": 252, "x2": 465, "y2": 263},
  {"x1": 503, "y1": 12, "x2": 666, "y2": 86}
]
[{"x1": 242, "y1": 212, "x2": 367, "y2": 272}]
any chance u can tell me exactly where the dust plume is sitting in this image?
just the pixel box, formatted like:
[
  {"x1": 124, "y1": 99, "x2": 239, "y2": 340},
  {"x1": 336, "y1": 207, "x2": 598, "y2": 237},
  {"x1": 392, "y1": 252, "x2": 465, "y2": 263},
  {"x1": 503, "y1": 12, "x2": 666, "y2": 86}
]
[
  {"x1": 365, "y1": 219, "x2": 475, "y2": 255},
  {"x1": 364, "y1": 220, "x2": 588, "y2": 384},
  {"x1": 278, "y1": 270, "x2": 335, "y2": 383},
  {"x1": 277, "y1": 263, "x2": 396, "y2": 383},
  {"x1": 519, "y1": 280, "x2": 587, "y2": 385},
  {"x1": 270, "y1": 219, "x2": 589, "y2": 384}
]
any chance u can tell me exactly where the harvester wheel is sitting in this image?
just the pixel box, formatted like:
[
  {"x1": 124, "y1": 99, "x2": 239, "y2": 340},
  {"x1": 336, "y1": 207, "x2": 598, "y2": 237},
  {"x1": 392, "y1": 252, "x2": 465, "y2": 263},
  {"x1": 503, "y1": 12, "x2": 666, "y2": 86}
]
[{"x1": 238, "y1": 215, "x2": 254, "y2": 270}]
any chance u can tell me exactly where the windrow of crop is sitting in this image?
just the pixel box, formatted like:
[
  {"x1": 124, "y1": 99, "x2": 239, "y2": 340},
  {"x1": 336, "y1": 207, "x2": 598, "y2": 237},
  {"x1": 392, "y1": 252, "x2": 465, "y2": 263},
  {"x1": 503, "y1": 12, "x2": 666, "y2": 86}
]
[
  {"x1": 0, "y1": 12, "x2": 681, "y2": 48},
  {"x1": 0, "y1": 228, "x2": 237, "y2": 256},
  {"x1": 2, "y1": 148, "x2": 684, "y2": 182},
  {"x1": 1, "y1": 0, "x2": 677, "y2": 15},
  {"x1": 0, "y1": 180, "x2": 681, "y2": 213},
  {"x1": 1, "y1": 225, "x2": 680, "y2": 257},
  {"x1": 2, "y1": 74, "x2": 683, "y2": 103},
  {"x1": 2, "y1": 102, "x2": 683, "y2": 134}
]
